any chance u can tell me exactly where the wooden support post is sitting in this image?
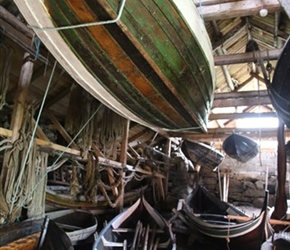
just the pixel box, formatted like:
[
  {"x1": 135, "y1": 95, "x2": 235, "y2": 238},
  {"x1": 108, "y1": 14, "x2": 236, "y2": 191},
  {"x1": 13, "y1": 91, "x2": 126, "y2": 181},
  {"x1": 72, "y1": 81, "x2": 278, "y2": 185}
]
[
  {"x1": 222, "y1": 171, "x2": 229, "y2": 202},
  {"x1": 118, "y1": 119, "x2": 130, "y2": 211},
  {"x1": 91, "y1": 143, "x2": 119, "y2": 196},
  {"x1": 271, "y1": 118, "x2": 287, "y2": 231},
  {"x1": 0, "y1": 52, "x2": 34, "y2": 221},
  {"x1": 164, "y1": 139, "x2": 172, "y2": 198},
  {"x1": 10, "y1": 52, "x2": 34, "y2": 141},
  {"x1": 156, "y1": 177, "x2": 165, "y2": 201}
]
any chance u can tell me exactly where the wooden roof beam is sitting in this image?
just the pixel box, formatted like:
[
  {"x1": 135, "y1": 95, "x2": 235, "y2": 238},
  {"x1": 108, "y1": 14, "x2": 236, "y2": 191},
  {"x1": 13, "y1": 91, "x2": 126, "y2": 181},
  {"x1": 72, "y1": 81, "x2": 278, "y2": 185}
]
[
  {"x1": 194, "y1": 0, "x2": 245, "y2": 7},
  {"x1": 214, "y1": 48, "x2": 282, "y2": 65},
  {"x1": 176, "y1": 127, "x2": 290, "y2": 142},
  {"x1": 214, "y1": 89, "x2": 269, "y2": 99},
  {"x1": 0, "y1": 6, "x2": 49, "y2": 65},
  {"x1": 196, "y1": 0, "x2": 281, "y2": 21},
  {"x1": 212, "y1": 90, "x2": 271, "y2": 108},
  {"x1": 209, "y1": 112, "x2": 276, "y2": 120}
]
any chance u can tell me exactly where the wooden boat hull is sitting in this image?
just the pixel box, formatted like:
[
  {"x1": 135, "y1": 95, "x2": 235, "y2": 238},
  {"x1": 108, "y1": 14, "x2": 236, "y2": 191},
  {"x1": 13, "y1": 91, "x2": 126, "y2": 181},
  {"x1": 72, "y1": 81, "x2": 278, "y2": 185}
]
[
  {"x1": 93, "y1": 196, "x2": 176, "y2": 249},
  {"x1": 222, "y1": 133, "x2": 259, "y2": 163},
  {"x1": 0, "y1": 218, "x2": 43, "y2": 247},
  {"x1": 261, "y1": 232, "x2": 290, "y2": 250},
  {"x1": 0, "y1": 233, "x2": 39, "y2": 250},
  {"x1": 268, "y1": 37, "x2": 290, "y2": 128},
  {"x1": 15, "y1": 0, "x2": 215, "y2": 132},
  {"x1": 37, "y1": 217, "x2": 73, "y2": 250},
  {"x1": 45, "y1": 184, "x2": 145, "y2": 209},
  {"x1": 0, "y1": 210, "x2": 96, "y2": 248},
  {"x1": 46, "y1": 209, "x2": 97, "y2": 245},
  {"x1": 178, "y1": 186, "x2": 268, "y2": 250},
  {"x1": 186, "y1": 185, "x2": 248, "y2": 217},
  {"x1": 181, "y1": 140, "x2": 224, "y2": 169}
]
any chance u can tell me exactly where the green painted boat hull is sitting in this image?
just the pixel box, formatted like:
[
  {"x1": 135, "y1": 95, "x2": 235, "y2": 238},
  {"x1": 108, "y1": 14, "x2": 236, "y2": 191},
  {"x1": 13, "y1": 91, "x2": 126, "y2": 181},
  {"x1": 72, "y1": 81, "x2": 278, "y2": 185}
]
[{"x1": 15, "y1": 0, "x2": 215, "y2": 132}]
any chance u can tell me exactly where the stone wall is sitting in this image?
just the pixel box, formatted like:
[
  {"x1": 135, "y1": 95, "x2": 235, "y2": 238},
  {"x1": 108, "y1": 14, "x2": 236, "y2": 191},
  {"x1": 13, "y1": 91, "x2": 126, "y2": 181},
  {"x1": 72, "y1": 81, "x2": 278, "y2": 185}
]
[{"x1": 198, "y1": 151, "x2": 289, "y2": 208}]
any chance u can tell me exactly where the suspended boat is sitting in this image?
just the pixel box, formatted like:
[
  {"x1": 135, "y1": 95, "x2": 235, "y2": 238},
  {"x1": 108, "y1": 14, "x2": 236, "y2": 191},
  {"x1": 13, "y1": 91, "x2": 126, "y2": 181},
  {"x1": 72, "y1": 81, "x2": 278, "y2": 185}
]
[
  {"x1": 222, "y1": 133, "x2": 259, "y2": 163},
  {"x1": 268, "y1": 36, "x2": 290, "y2": 128},
  {"x1": 181, "y1": 139, "x2": 224, "y2": 169},
  {"x1": 46, "y1": 209, "x2": 97, "y2": 245},
  {"x1": 177, "y1": 185, "x2": 268, "y2": 250},
  {"x1": 15, "y1": 0, "x2": 215, "y2": 132},
  {"x1": 37, "y1": 217, "x2": 73, "y2": 250},
  {"x1": 92, "y1": 196, "x2": 176, "y2": 250}
]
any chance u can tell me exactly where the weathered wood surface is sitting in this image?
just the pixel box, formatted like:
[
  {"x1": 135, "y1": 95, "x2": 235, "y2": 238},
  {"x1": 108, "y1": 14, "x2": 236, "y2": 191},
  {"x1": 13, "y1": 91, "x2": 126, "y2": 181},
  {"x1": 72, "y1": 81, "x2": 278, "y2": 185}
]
[
  {"x1": 15, "y1": 0, "x2": 215, "y2": 132},
  {"x1": 196, "y1": 0, "x2": 281, "y2": 21},
  {"x1": 0, "y1": 218, "x2": 43, "y2": 246},
  {"x1": 0, "y1": 233, "x2": 39, "y2": 250},
  {"x1": 92, "y1": 196, "x2": 175, "y2": 250},
  {"x1": 270, "y1": 119, "x2": 287, "y2": 231}
]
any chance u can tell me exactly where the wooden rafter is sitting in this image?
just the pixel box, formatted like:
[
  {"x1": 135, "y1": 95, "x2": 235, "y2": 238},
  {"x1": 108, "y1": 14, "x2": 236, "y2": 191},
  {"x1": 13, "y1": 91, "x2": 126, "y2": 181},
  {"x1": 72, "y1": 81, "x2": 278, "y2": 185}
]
[
  {"x1": 0, "y1": 6, "x2": 49, "y2": 64},
  {"x1": 196, "y1": 0, "x2": 281, "y2": 21},
  {"x1": 174, "y1": 127, "x2": 290, "y2": 142},
  {"x1": 209, "y1": 111, "x2": 276, "y2": 120},
  {"x1": 214, "y1": 48, "x2": 281, "y2": 65},
  {"x1": 212, "y1": 90, "x2": 271, "y2": 108}
]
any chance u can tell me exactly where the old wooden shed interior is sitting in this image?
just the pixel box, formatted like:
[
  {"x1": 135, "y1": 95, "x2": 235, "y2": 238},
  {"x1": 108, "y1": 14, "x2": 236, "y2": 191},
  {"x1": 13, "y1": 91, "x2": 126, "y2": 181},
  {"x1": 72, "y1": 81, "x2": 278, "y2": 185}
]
[{"x1": 1, "y1": 0, "x2": 290, "y2": 249}]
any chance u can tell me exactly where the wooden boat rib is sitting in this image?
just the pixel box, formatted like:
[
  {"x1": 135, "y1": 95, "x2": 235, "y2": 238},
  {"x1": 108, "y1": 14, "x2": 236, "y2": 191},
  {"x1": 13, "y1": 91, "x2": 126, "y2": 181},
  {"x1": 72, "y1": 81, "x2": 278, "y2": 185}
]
[
  {"x1": 177, "y1": 186, "x2": 268, "y2": 249},
  {"x1": 15, "y1": 0, "x2": 215, "y2": 132},
  {"x1": 268, "y1": 36, "x2": 290, "y2": 128},
  {"x1": 222, "y1": 133, "x2": 259, "y2": 163},
  {"x1": 93, "y1": 196, "x2": 176, "y2": 249},
  {"x1": 181, "y1": 139, "x2": 224, "y2": 169}
]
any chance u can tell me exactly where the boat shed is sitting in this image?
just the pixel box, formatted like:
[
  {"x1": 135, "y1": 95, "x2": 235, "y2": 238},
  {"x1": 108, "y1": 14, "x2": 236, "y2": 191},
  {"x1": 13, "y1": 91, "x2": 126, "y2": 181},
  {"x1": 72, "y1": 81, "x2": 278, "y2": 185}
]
[{"x1": 1, "y1": 0, "x2": 290, "y2": 249}]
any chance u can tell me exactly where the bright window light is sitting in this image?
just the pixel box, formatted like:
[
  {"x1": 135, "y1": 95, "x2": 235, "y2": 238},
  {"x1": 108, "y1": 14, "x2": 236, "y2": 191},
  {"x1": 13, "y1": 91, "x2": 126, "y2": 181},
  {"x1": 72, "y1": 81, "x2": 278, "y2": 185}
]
[{"x1": 236, "y1": 117, "x2": 279, "y2": 128}]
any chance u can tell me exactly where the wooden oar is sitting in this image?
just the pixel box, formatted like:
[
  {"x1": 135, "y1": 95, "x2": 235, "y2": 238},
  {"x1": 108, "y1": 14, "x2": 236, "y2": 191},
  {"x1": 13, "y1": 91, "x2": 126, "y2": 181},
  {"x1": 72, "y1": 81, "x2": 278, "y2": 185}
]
[{"x1": 227, "y1": 215, "x2": 290, "y2": 225}]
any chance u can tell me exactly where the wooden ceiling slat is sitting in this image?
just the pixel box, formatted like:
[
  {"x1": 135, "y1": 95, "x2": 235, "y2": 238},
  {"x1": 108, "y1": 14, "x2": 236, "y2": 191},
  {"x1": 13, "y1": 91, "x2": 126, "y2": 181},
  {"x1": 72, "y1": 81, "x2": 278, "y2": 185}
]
[{"x1": 210, "y1": 112, "x2": 276, "y2": 120}]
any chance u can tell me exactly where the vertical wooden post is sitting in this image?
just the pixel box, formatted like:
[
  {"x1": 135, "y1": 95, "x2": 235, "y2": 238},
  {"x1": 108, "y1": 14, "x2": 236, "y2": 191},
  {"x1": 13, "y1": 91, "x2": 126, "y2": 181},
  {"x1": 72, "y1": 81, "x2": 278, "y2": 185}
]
[
  {"x1": 163, "y1": 139, "x2": 171, "y2": 199},
  {"x1": 118, "y1": 119, "x2": 130, "y2": 211},
  {"x1": 0, "y1": 52, "x2": 34, "y2": 221},
  {"x1": 222, "y1": 169, "x2": 229, "y2": 202},
  {"x1": 10, "y1": 52, "x2": 34, "y2": 141},
  {"x1": 271, "y1": 118, "x2": 287, "y2": 231}
]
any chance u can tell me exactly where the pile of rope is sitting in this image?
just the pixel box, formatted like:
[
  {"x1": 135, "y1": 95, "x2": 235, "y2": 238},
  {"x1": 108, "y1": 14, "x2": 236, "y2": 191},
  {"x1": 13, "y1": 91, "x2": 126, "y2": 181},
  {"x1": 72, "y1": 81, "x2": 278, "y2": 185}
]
[{"x1": 0, "y1": 106, "x2": 47, "y2": 222}]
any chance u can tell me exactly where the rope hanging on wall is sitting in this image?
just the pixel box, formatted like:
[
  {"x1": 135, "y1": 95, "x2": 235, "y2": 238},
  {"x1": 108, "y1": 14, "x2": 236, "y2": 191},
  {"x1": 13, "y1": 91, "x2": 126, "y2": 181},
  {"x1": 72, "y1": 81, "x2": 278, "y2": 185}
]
[
  {"x1": 99, "y1": 107, "x2": 126, "y2": 159},
  {"x1": 65, "y1": 83, "x2": 100, "y2": 156},
  {"x1": 0, "y1": 106, "x2": 48, "y2": 222}
]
